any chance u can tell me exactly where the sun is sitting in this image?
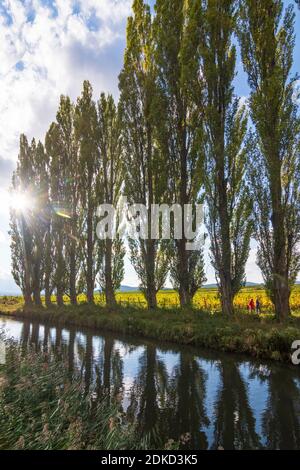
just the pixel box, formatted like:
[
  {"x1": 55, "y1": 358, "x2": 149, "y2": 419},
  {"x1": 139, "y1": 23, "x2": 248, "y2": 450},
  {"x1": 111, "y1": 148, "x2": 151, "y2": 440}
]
[{"x1": 8, "y1": 191, "x2": 33, "y2": 212}]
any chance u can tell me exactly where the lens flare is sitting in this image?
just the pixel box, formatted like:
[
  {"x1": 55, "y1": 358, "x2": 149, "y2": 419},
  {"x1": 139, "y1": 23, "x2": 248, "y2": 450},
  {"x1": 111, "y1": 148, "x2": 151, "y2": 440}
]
[{"x1": 9, "y1": 191, "x2": 33, "y2": 212}]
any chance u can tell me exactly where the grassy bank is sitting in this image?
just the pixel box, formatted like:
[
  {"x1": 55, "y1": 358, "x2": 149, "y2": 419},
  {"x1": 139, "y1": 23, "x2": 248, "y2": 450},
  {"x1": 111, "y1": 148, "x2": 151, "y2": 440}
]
[
  {"x1": 0, "y1": 338, "x2": 178, "y2": 450},
  {"x1": 1, "y1": 299, "x2": 300, "y2": 363}
]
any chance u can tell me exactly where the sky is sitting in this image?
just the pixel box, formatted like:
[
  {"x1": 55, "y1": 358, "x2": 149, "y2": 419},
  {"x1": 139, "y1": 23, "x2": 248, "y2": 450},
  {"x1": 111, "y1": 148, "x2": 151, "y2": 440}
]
[{"x1": 0, "y1": 0, "x2": 299, "y2": 293}]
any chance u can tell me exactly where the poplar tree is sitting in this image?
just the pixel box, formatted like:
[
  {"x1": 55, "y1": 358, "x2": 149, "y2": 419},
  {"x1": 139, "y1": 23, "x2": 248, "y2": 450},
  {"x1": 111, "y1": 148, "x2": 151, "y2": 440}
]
[
  {"x1": 194, "y1": 0, "x2": 252, "y2": 315},
  {"x1": 30, "y1": 139, "x2": 48, "y2": 306},
  {"x1": 97, "y1": 93, "x2": 125, "y2": 306},
  {"x1": 45, "y1": 123, "x2": 68, "y2": 306},
  {"x1": 55, "y1": 96, "x2": 80, "y2": 305},
  {"x1": 10, "y1": 136, "x2": 34, "y2": 306},
  {"x1": 238, "y1": 0, "x2": 300, "y2": 320},
  {"x1": 119, "y1": 0, "x2": 169, "y2": 309},
  {"x1": 10, "y1": 171, "x2": 31, "y2": 306},
  {"x1": 153, "y1": 0, "x2": 206, "y2": 306},
  {"x1": 75, "y1": 81, "x2": 100, "y2": 304}
]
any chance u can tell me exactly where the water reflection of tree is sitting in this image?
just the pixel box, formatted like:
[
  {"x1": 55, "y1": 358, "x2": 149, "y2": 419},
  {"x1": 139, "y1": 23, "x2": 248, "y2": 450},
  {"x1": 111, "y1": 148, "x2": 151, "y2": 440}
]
[
  {"x1": 250, "y1": 364, "x2": 300, "y2": 449},
  {"x1": 68, "y1": 329, "x2": 76, "y2": 374},
  {"x1": 167, "y1": 354, "x2": 209, "y2": 450},
  {"x1": 16, "y1": 322, "x2": 300, "y2": 450},
  {"x1": 50, "y1": 325, "x2": 63, "y2": 354},
  {"x1": 84, "y1": 331, "x2": 93, "y2": 392},
  {"x1": 126, "y1": 344, "x2": 170, "y2": 447},
  {"x1": 43, "y1": 324, "x2": 50, "y2": 351},
  {"x1": 212, "y1": 360, "x2": 260, "y2": 450},
  {"x1": 30, "y1": 322, "x2": 40, "y2": 350},
  {"x1": 20, "y1": 321, "x2": 31, "y2": 349},
  {"x1": 94, "y1": 336, "x2": 123, "y2": 402}
]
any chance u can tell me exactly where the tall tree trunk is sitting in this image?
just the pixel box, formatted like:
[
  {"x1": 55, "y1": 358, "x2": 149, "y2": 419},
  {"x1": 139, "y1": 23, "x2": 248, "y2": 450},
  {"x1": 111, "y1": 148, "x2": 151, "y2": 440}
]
[
  {"x1": 45, "y1": 285, "x2": 52, "y2": 308},
  {"x1": 44, "y1": 230, "x2": 52, "y2": 308},
  {"x1": 271, "y1": 175, "x2": 290, "y2": 321},
  {"x1": 178, "y1": 238, "x2": 192, "y2": 307},
  {"x1": 178, "y1": 125, "x2": 191, "y2": 307},
  {"x1": 21, "y1": 215, "x2": 33, "y2": 308},
  {"x1": 105, "y1": 238, "x2": 116, "y2": 308},
  {"x1": 32, "y1": 257, "x2": 42, "y2": 307},
  {"x1": 33, "y1": 286, "x2": 42, "y2": 307},
  {"x1": 217, "y1": 131, "x2": 234, "y2": 316},
  {"x1": 56, "y1": 287, "x2": 64, "y2": 307},
  {"x1": 54, "y1": 225, "x2": 65, "y2": 307},
  {"x1": 145, "y1": 239, "x2": 157, "y2": 309},
  {"x1": 32, "y1": 241, "x2": 42, "y2": 306},
  {"x1": 23, "y1": 289, "x2": 33, "y2": 308},
  {"x1": 144, "y1": 127, "x2": 157, "y2": 310},
  {"x1": 69, "y1": 243, "x2": 77, "y2": 306},
  {"x1": 86, "y1": 200, "x2": 94, "y2": 304},
  {"x1": 219, "y1": 274, "x2": 234, "y2": 317}
]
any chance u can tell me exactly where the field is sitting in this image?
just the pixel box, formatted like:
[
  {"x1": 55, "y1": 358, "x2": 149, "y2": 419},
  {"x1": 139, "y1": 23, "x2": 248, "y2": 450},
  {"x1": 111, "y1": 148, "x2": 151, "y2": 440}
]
[
  {"x1": 117, "y1": 286, "x2": 300, "y2": 314},
  {"x1": 2, "y1": 285, "x2": 300, "y2": 315}
]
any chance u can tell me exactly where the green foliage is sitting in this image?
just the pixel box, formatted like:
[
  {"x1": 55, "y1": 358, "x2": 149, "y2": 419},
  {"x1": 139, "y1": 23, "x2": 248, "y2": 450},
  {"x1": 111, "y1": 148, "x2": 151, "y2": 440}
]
[
  {"x1": 97, "y1": 93, "x2": 125, "y2": 303},
  {"x1": 119, "y1": 0, "x2": 170, "y2": 307},
  {"x1": 238, "y1": 0, "x2": 300, "y2": 319},
  {"x1": 75, "y1": 81, "x2": 101, "y2": 303},
  {"x1": 153, "y1": 0, "x2": 206, "y2": 305},
  {"x1": 10, "y1": 135, "x2": 50, "y2": 306},
  {"x1": 195, "y1": 0, "x2": 253, "y2": 315}
]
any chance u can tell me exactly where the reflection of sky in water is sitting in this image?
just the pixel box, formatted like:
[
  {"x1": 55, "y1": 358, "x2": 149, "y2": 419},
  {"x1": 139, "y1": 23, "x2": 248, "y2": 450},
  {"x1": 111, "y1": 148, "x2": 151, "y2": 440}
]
[
  {"x1": 239, "y1": 362, "x2": 269, "y2": 448},
  {"x1": 157, "y1": 350, "x2": 180, "y2": 375},
  {"x1": 0, "y1": 317, "x2": 23, "y2": 340},
  {"x1": 198, "y1": 359, "x2": 221, "y2": 449},
  {"x1": 1, "y1": 316, "x2": 299, "y2": 450},
  {"x1": 61, "y1": 329, "x2": 70, "y2": 342}
]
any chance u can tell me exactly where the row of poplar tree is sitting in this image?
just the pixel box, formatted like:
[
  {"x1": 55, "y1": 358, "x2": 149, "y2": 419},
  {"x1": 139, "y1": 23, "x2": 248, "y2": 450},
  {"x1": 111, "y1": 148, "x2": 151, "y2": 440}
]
[{"x1": 10, "y1": 0, "x2": 300, "y2": 321}]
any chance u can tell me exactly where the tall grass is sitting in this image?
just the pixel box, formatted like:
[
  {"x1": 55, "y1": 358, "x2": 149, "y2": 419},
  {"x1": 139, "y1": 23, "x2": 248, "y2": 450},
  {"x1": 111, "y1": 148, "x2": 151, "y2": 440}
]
[{"x1": 0, "y1": 338, "x2": 177, "y2": 450}]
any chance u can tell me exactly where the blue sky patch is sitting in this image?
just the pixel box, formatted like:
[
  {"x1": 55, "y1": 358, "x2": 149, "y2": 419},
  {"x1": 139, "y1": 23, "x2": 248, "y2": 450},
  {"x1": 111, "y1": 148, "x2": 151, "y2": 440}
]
[
  {"x1": 15, "y1": 61, "x2": 25, "y2": 71},
  {"x1": 41, "y1": 0, "x2": 58, "y2": 18}
]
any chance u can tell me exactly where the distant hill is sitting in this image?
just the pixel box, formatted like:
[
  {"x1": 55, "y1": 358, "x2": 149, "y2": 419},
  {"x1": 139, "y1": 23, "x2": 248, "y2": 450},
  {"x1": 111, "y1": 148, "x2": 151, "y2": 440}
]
[
  {"x1": 117, "y1": 282, "x2": 264, "y2": 292},
  {"x1": 2, "y1": 281, "x2": 300, "y2": 297},
  {"x1": 117, "y1": 285, "x2": 140, "y2": 292},
  {"x1": 201, "y1": 281, "x2": 263, "y2": 289}
]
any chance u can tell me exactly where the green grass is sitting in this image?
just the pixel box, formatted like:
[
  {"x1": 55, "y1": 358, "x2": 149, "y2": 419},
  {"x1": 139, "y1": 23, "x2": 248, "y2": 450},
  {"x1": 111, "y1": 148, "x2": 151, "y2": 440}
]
[{"x1": 1, "y1": 298, "x2": 300, "y2": 363}]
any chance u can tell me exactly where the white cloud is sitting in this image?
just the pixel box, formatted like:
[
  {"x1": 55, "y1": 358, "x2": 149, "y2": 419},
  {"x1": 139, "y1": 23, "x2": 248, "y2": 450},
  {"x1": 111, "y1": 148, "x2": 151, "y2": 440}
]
[
  {"x1": 0, "y1": 0, "x2": 131, "y2": 165},
  {"x1": 0, "y1": 230, "x2": 8, "y2": 244},
  {"x1": 0, "y1": 0, "x2": 131, "y2": 291}
]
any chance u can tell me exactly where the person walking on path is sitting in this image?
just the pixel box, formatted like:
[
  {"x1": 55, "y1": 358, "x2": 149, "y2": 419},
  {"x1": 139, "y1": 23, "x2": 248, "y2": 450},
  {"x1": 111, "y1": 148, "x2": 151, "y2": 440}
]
[{"x1": 256, "y1": 298, "x2": 261, "y2": 314}]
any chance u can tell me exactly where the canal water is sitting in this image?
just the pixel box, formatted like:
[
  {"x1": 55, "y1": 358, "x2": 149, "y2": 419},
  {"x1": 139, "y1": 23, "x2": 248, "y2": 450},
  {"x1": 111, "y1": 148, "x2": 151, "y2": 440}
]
[{"x1": 0, "y1": 315, "x2": 299, "y2": 450}]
